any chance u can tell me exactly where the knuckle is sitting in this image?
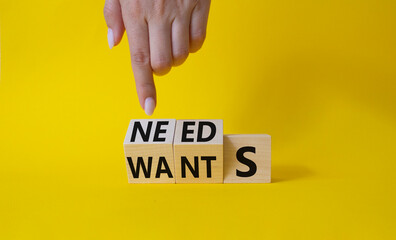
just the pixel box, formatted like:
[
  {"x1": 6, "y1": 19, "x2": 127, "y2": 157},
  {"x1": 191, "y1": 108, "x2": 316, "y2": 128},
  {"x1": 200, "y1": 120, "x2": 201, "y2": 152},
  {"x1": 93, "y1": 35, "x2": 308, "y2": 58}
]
[
  {"x1": 191, "y1": 0, "x2": 199, "y2": 5},
  {"x1": 148, "y1": 0, "x2": 173, "y2": 21},
  {"x1": 131, "y1": 51, "x2": 150, "y2": 66},
  {"x1": 129, "y1": 3, "x2": 143, "y2": 20},
  {"x1": 137, "y1": 81, "x2": 154, "y2": 92},
  {"x1": 120, "y1": 0, "x2": 143, "y2": 20},
  {"x1": 153, "y1": 0, "x2": 166, "y2": 15},
  {"x1": 190, "y1": 29, "x2": 206, "y2": 52}
]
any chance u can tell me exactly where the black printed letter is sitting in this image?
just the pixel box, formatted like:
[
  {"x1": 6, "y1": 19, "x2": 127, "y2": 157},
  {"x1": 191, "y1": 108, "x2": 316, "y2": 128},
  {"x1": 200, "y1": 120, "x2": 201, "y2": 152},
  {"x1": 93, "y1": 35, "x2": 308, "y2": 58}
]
[
  {"x1": 181, "y1": 156, "x2": 199, "y2": 178},
  {"x1": 155, "y1": 156, "x2": 173, "y2": 178},
  {"x1": 127, "y1": 156, "x2": 152, "y2": 178},
  {"x1": 153, "y1": 121, "x2": 169, "y2": 142},
  {"x1": 181, "y1": 121, "x2": 195, "y2": 142},
  {"x1": 201, "y1": 156, "x2": 216, "y2": 178},
  {"x1": 236, "y1": 146, "x2": 257, "y2": 177},
  {"x1": 131, "y1": 121, "x2": 152, "y2": 142},
  {"x1": 197, "y1": 121, "x2": 216, "y2": 142}
]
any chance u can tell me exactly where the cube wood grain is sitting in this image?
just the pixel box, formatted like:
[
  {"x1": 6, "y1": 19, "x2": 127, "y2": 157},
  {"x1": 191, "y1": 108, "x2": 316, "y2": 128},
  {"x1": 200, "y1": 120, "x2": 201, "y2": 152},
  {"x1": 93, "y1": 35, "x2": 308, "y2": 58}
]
[
  {"x1": 173, "y1": 120, "x2": 223, "y2": 183},
  {"x1": 123, "y1": 119, "x2": 176, "y2": 183},
  {"x1": 223, "y1": 134, "x2": 271, "y2": 183}
]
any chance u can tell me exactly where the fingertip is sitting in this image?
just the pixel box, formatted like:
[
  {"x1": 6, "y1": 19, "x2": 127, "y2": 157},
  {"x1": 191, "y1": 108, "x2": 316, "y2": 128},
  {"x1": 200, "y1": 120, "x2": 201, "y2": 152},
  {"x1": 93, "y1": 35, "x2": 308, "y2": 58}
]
[
  {"x1": 189, "y1": 0, "x2": 210, "y2": 53},
  {"x1": 152, "y1": 63, "x2": 172, "y2": 76},
  {"x1": 104, "y1": 0, "x2": 125, "y2": 48},
  {"x1": 144, "y1": 97, "x2": 156, "y2": 116},
  {"x1": 189, "y1": 31, "x2": 206, "y2": 53}
]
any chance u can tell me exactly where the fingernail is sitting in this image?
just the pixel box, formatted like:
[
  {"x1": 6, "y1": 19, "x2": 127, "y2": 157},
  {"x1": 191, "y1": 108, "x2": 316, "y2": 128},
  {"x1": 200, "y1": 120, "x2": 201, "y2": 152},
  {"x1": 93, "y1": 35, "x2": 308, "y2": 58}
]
[
  {"x1": 107, "y1": 28, "x2": 114, "y2": 49},
  {"x1": 144, "y1": 97, "x2": 156, "y2": 116}
]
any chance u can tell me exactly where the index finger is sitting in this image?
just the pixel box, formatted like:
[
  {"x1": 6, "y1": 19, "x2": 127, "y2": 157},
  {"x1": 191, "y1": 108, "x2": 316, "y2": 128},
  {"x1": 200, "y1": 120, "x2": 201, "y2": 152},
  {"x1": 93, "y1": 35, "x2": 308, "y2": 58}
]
[{"x1": 121, "y1": 12, "x2": 156, "y2": 115}]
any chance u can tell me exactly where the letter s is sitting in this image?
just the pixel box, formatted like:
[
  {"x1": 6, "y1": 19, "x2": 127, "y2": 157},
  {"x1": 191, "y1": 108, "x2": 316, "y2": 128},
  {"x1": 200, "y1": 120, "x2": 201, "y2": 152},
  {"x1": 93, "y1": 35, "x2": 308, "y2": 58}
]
[{"x1": 236, "y1": 146, "x2": 257, "y2": 177}]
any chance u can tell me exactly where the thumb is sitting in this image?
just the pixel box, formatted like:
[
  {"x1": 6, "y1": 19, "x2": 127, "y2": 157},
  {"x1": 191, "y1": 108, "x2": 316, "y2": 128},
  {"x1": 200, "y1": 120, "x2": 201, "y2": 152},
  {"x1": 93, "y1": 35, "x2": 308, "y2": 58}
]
[{"x1": 103, "y1": 0, "x2": 125, "y2": 48}]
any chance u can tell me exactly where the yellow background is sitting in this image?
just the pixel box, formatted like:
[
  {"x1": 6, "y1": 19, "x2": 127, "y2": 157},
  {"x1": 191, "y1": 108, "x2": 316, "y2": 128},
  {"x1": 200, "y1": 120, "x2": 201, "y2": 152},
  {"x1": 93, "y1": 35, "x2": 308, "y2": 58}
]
[{"x1": 1, "y1": 0, "x2": 395, "y2": 239}]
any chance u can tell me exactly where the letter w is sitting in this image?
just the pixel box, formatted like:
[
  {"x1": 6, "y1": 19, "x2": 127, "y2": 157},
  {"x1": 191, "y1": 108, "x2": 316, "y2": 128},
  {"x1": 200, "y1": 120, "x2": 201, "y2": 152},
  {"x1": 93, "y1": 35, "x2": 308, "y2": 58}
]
[{"x1": 127, "y1": 157, "x2": 152, "y2": 178}]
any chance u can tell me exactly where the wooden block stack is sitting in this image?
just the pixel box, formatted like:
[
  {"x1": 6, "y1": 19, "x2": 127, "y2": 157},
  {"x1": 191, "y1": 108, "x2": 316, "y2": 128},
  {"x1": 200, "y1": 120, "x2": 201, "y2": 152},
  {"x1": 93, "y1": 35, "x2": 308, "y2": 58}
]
[
  {"x1": 123, "y1": 119, "x2": 176, "y2": 183},
  {"x1": 123, "y1": 119, "x2": 271, "y2": 184},
  {"x1": 173, "y1": 120, "x2": 223, "y2": 183}
]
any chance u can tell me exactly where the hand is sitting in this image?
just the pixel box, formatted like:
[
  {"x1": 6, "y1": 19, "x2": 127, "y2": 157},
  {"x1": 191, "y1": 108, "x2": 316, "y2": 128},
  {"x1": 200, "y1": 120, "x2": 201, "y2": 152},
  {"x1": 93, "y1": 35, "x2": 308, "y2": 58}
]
[{"x1": 104, "y1": 0, "x2": 211, "y2": 115}]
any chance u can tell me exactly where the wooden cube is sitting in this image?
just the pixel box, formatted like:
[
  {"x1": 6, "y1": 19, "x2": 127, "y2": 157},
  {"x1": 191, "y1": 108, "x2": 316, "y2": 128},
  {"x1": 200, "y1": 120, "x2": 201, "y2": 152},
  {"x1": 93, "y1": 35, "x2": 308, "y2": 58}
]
[
  {"x1": 123, "y1": 119, "x2": 176, "y2": 183},
  {"x1": 173, "y1": 120, "x2": 223, "y2": 183},
  {"x1": 223, "y1": 134, "x2": 271, "y2": 183}
]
